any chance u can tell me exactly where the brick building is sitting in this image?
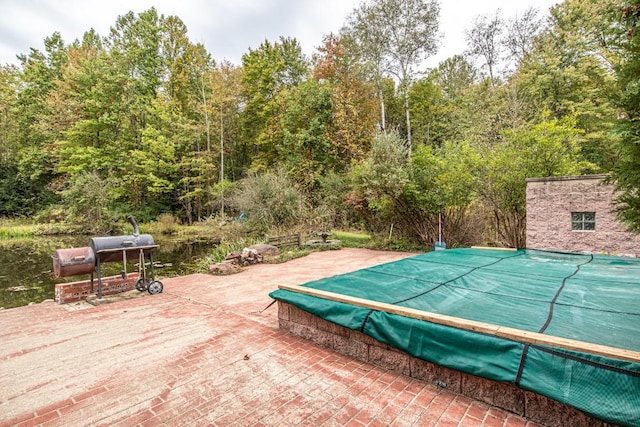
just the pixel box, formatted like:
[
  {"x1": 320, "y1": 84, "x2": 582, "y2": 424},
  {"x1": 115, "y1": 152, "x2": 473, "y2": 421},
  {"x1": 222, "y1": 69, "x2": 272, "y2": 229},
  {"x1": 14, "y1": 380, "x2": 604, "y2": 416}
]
[{"x1": 526, "y1": 174, "x2": 640, "y2": 257}]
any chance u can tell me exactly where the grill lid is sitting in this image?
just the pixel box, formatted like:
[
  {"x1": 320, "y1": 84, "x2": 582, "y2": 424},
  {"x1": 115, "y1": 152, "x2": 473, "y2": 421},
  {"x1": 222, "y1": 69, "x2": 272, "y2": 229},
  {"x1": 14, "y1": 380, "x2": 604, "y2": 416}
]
[
  {"x1": 88, "y1": 217, "x2": 156, "y2": 262},
  {"x1": 89, "y1": 234, "x2": 156, "y2": 263}
]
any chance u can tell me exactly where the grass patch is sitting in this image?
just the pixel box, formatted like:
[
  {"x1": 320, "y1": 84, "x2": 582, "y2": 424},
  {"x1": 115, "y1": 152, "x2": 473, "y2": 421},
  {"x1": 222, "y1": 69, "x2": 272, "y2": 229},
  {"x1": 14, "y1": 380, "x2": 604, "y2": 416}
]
[
  {"x1": 332, "y1": 230, "x2": 372, "y2": 248},
  {"x1": 0, "y1": 219, "x2": 37, "y2": 239},
  {"x1": 368, "y1": 237, "x2": 426, "y2": 252}
]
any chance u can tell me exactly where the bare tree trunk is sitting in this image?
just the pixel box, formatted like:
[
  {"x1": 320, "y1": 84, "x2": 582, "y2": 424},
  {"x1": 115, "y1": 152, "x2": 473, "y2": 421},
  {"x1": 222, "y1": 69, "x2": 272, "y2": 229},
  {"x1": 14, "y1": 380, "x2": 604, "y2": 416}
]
[
  {"x1": 377, "y1": 79, "x2": 387, "y2": 134},
  {"x1": 404, "y1": 94, "x2": 412, "y2": 152},
  {"x1": 201, "y1": 75, "x2": 211, "y2": 152},
  {"x1": 220, "y1": 102, "x2": 225, "y2": 217}
]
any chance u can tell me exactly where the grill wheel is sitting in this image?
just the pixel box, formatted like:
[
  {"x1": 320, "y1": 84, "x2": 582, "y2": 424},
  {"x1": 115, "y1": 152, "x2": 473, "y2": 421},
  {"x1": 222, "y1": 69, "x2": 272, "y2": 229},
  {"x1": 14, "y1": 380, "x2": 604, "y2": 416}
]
[{"x1": 147, "y1": 280, "x2": 163, "y2": 295}]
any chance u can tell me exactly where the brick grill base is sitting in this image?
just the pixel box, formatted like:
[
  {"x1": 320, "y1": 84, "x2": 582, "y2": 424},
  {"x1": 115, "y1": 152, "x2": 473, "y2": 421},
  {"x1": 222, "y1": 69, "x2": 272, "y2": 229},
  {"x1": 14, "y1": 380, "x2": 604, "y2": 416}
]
[
  {"x1": 277, "y1": 301, "x2": 616, "y2": 427},
  {"x1": 55, "y1": 273, "x2": 140, "y2": 304}
]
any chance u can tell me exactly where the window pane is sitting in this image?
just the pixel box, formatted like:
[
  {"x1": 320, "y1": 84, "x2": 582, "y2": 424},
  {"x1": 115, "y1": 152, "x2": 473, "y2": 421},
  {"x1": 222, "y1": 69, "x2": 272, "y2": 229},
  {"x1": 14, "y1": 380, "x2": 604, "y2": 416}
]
[{"x1": 570, "y1": 211, "x2": 596, "y2": 231}]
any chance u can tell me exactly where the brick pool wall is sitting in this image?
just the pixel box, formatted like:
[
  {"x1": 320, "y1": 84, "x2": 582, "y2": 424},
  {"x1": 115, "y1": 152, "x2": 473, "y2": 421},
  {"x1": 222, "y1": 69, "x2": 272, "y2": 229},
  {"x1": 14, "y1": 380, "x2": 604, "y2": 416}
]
[{"x1": 277, "y1": 301, "x2": 613, "y2": 427}]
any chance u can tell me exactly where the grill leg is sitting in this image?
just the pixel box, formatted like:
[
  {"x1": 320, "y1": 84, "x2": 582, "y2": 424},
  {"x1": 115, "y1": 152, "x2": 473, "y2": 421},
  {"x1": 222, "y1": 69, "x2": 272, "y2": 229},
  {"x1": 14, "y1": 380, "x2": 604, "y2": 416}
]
[
  {"x1": 150, "y1": 252, "x2": 155, "y2": 281},
  {"x1": 122, "y1": 250, "x2": 127, "y2": 279},
  {"x1": 97, "y1": 259, "x2": 102, "y2": 299}
]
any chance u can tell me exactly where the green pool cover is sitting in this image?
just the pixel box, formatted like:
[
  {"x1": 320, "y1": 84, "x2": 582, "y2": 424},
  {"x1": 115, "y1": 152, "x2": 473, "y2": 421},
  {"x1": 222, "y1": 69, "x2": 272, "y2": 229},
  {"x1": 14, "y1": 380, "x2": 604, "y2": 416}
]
[{"x1": 269, "y1": 248, "x2": 640, "y2": 426}]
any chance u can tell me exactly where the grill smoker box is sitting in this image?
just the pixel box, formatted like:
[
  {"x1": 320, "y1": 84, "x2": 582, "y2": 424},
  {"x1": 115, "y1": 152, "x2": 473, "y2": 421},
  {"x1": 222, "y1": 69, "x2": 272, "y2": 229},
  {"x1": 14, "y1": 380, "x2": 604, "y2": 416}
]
[{"x1": 52, "y1": 246, "x2": 95, "y2": 278}]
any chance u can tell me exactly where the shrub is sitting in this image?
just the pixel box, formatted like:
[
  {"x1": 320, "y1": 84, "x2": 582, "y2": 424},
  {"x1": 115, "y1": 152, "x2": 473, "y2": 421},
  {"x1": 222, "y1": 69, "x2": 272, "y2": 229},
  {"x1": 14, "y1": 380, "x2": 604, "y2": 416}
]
[
  {"x1": 229, "y1": 168, "x2": 308, "y2": 230},
  {"x1": 156, "y1": 213, "x2": 180, "y2": 235}
]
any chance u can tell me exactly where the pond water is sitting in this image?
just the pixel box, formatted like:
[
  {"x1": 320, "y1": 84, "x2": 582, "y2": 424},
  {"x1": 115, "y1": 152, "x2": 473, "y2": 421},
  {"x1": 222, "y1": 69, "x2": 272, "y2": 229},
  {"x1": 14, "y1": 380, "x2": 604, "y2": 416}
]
[{"x1": 0, "y1": 235, "x2": 217, "y2": 309}]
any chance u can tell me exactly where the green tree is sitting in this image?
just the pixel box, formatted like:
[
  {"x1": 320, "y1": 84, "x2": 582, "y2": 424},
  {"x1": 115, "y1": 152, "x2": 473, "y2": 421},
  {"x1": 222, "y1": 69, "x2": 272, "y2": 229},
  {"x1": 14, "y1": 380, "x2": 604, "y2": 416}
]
[
  {"x1": 0, "y1": 65, "x2": 20, "y2": 163},
  {"x1": 60, "y1": 171, "x2": 119, "y2": 233},
  {"x1": 229, "y1": 168, "x2": 308, "y2": 230},
  {"x1": 610, "y1": 1, "x2": 640, "y2": 231},
  {"x1": 407, "y1": 141, "x2": 481, "y2": 245},
  {"x1": 512, "y1": 0, "x2": 625, "y2": 169},
  {"x1": 342, "y1": 0, "x2": 440, "y2": 150},
  {"x1": 280, "y1": 79, "x2": 332, "y2": 192},
  {"x1": 427, "y1": 55, "x2": 483, "y2": 144},
  {"x1": 51, "y1": 32, "x2": 123, "y2": 177},
  {"x1": 466, "y1": 10, "x2": 504, "y2": 85},
  {"x1": 240, "y1": 37, "x2": 309, "y2": 172},
  {"x1": 11, "y1": 33, "x2": 68, "y2": 214},
  {"x1": 0, "y1": 65, "x2": 26, "y2": 216},
  {"x1": 408, "y1": 76, "x2": 448, "y2": 146},
  {"x1": 207, "y1": 61, "x2": 244, "y2": 181},
  {"x1": 349, "y1": 130, "x2": 410, "y2": 233},
  {"x1": 350, "y1": 131, "x2": 479, "y2": 246},
  {"x1": 433, "y1": 55, "x2": 477, "y2": 100},
  {"x1": 477, "y1": 115, "x2": 590, "y2": 247}
]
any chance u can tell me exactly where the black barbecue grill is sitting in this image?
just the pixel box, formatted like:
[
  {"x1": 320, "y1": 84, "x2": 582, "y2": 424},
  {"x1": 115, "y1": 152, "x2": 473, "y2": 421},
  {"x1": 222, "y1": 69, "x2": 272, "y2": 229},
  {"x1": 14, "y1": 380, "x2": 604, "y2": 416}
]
[{"x1": 52, "y1": 216, "x2": 163, "y2": 298}]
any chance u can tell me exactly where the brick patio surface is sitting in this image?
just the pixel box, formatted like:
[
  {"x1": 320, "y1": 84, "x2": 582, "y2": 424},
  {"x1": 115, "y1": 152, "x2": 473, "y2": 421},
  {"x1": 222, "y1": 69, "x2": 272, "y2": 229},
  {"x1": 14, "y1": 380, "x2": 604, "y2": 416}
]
[{"x1": 0, "y1": 248, "x2": 543, "y2": 427}]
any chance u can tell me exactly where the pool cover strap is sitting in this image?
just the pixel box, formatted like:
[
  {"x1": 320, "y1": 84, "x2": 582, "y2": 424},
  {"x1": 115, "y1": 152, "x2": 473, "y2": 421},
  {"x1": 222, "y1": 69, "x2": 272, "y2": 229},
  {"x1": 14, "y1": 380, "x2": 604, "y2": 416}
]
[{"x1": 515, "y1": 253, "x2": 594, "y2": 386}]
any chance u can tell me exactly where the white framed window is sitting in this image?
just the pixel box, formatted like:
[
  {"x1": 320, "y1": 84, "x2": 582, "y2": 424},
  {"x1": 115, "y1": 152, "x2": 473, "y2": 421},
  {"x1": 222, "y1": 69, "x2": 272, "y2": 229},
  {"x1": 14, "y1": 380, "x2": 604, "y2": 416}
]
[{"x1": 571, "y1": 212, "x2": 596, "y2": 231}]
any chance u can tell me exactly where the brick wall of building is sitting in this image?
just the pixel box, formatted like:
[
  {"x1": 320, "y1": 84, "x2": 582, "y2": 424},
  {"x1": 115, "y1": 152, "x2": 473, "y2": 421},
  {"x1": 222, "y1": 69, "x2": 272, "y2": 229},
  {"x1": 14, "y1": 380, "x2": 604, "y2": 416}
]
[{"x1": 526, "y1": 175, "x2": 640, "y2": 256}]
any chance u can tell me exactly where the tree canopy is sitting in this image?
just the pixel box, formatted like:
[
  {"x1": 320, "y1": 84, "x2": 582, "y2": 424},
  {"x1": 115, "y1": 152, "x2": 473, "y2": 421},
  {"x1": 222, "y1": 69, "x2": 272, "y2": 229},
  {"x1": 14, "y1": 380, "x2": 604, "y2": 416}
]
[{"x1": 1, "y1": 0, "x2": 638, "y2": 241}]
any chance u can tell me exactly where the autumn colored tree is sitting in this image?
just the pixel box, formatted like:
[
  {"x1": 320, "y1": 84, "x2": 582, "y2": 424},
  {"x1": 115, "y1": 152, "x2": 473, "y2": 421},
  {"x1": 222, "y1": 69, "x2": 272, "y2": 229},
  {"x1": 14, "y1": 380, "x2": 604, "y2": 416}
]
[{"x1": 313, "y1": 34, "x2": 378, "y2": 168}]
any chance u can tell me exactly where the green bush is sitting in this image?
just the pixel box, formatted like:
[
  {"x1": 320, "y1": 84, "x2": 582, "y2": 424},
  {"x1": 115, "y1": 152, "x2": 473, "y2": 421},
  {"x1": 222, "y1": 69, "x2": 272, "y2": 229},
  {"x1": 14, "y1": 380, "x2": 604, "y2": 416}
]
[
  {"x1": 156, "y1": 213, "x2": 180, "y2": 235},
  {"x1": 229, "y1": 168, "x2": 308, "y2": 230}
]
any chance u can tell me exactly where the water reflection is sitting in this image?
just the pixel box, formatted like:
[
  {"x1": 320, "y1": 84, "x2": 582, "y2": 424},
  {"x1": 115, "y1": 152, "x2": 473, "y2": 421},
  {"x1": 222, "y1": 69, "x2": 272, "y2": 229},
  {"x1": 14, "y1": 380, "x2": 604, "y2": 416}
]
[{"x1": 0, "y1": 236, "x2": 217, "y2": 309}]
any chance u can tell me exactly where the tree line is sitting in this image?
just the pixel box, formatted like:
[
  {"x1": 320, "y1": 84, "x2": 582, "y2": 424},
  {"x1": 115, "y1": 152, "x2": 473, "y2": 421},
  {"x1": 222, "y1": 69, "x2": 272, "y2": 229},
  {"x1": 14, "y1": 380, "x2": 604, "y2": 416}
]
[{"x1": 0, "y1": 0, "x2": 638, "y2": 247}]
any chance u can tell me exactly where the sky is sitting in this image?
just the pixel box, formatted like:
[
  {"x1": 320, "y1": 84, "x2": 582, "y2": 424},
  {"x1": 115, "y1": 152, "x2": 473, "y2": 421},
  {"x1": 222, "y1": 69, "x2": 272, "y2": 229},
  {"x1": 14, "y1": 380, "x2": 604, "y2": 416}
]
[{"x1": 0, "y1": 0, "x2": 561, "y2": 69}]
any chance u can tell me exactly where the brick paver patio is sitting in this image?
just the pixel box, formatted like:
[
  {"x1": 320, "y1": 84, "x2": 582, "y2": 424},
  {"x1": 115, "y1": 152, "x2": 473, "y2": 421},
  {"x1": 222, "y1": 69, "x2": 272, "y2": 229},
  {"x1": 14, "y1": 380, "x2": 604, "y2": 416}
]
[{"x1": 0, "y1": 249, "x2": 542, "y2": 427}]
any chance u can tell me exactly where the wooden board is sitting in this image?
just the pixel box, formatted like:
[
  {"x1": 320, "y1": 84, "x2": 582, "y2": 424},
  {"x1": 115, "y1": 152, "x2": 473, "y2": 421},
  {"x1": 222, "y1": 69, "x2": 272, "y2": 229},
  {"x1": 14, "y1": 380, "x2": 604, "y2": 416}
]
[
  {"x1": 278, "y1": 284, "x2": 640, "y2": 364},
  {"x1": 470, "y1": 246, "x2": 518, "y2": 251}
]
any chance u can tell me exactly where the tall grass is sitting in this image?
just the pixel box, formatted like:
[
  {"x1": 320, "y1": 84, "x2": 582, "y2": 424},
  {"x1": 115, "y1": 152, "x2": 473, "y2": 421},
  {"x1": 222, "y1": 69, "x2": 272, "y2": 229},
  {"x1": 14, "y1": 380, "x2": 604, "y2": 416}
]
[
  {"x1": 0, "y1": 220, "x2": 37, "y2": 239},
  {"x1": 194, "y1": 237, "x2": 263, "y2": 271}
]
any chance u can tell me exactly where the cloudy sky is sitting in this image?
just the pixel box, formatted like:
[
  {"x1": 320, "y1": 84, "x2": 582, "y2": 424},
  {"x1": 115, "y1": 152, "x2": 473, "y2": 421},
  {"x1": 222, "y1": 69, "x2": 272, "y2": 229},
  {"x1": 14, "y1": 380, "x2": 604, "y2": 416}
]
[{"x1": 0, "y1": 0, "x2": 560, "y2": 68}]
